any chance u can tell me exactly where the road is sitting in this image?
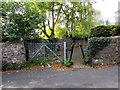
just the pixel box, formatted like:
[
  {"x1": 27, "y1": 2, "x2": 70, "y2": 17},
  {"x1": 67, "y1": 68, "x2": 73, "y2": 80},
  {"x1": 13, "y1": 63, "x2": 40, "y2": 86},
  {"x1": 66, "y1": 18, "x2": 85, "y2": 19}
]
[{"x1": 1, "y1": 65, "x2": 119, "y2": 88}]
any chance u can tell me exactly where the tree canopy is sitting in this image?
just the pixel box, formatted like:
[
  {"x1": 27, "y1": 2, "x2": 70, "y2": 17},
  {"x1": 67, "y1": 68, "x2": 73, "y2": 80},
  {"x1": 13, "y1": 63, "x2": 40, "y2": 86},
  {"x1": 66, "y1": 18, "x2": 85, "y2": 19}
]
[
  {"x1": 1, "y1": 2, "x2": 45, "y2": 42},
  {"x1": 1, "y1": 1, "x2": 103, "y2": 42},
  {"x1": 35, "y1": 1, "x2": 103, "y2": 39}
]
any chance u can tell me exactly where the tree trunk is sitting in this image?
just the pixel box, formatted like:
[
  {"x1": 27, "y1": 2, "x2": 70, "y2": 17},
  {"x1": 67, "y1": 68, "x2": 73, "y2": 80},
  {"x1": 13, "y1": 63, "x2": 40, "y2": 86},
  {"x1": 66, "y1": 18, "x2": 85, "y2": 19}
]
[{"x1": 69, "y1": 39, "x2": 75, "y2": 61}]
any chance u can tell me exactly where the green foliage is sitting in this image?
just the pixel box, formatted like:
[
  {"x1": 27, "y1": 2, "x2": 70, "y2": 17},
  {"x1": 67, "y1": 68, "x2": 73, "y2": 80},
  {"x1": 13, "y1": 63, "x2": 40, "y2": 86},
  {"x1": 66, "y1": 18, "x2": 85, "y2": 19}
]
[
  {"x1": 2, "y1": 62, "x2": 22, "y2": 71},
  {"x1": 48, "y1": 38, "x2": 58, "y2": 43},
  {"x1": 2, "y1": 60, "x2": 47, "y2": 71},
  {"x1": 30, "y1": 60, "x2": 47, "y2": 66},
  {"x1": 19, "y1": 62, "x2": 31, "y2": 69},
  {"x1": 56, "y1": 54, "x2": 62, "y2": 56},
  {"x1": 36, "y1": 2, "x2": 102, "y2": 39},
  {"x1": 54, "y1": 25, "x2": 68, "y2": 39},
  {"x1": 36, "y1": 2, "x2": 64, "y2": 38},
  {"x1": 61, "y1": 2, "x2": 100, "y2": 39},
  {"x1": 1, "y1": 2, "x2": 45, "y2": 42},
  {"x1": 88, "y1": 37, "x2": 112, "y2": 58},
  {"x1": 1, "y1": 2, "x2": 103, "y2": 40},
  {"x1": 2, "y1": 62, "x2": 30, "y2": 71},
  {"x1": 82, "y1": 53, "x2": 91, "y2": 65},
  {"x1": 90, "y1": 25, "x2": 120, "y2": 37},
  {"x1": 53, "y1": 58, "x2": 59, "y2": 61},
  {"x1": 71, "y1": 24, "x2": 91, "y2": 39},
  {"x1": 61, "y1": 59, "x2": 73, "y2": 67},
  {"x1": 2, "y1": 34, "x2": 22, "y2": 42}
]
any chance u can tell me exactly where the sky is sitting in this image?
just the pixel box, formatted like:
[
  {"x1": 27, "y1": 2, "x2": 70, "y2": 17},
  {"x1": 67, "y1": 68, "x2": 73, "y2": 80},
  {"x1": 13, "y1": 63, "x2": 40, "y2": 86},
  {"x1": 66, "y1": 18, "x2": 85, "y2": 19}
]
[{"x1": 93, "y1": 0, "x2": 120, "y2": 23}]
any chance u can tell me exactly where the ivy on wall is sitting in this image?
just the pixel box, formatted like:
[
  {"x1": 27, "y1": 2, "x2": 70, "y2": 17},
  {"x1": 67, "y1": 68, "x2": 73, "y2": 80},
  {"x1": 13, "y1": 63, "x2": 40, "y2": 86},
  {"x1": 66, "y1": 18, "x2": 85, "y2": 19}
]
[{"x1": 88, "y1": 37, "x2": 112, "y2": 58}]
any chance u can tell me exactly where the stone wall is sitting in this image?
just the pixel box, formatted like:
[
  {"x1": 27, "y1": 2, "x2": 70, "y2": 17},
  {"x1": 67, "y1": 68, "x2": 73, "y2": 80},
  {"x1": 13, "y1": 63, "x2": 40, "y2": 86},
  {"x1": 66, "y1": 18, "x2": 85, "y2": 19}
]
[
  {"x1": 2, "y1": 42, "x2": 26, "y2": 64},
  {"x1": 1, "y1": 39, "x2": 87, "y2": 64},
  {"x1": 92, "y1": 36, "x2": 120, "y2": 65},
  {"x1": 2, "y1": 37, "x2": 119, "y2": 65}
]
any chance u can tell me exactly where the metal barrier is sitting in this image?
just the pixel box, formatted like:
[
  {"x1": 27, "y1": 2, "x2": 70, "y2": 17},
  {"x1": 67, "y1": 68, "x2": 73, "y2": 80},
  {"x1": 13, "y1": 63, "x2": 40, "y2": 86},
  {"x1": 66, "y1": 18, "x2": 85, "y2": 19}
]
[{"x1": 25, "y1": 42, "x2": 67, "y2": 62}]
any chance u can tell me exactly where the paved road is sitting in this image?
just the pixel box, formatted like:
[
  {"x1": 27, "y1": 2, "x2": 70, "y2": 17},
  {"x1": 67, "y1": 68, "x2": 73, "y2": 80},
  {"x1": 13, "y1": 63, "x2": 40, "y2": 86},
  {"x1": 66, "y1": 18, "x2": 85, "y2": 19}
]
[{"x1": 1, "y1": 65, "x2": 119, "y2": 88}]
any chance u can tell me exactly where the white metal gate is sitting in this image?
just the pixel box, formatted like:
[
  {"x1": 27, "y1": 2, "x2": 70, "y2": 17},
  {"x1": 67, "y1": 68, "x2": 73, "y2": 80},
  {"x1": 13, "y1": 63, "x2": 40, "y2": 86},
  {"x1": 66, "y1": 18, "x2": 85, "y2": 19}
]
[{"x1": 26, "y1": 42, "x2": 67, "y2": 62}]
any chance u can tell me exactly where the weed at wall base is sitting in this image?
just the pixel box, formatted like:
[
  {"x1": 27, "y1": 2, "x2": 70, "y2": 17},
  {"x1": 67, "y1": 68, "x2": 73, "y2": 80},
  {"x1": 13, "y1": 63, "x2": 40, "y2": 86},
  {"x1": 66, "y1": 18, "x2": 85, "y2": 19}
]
[{"x1": 61, "y1": 59, "x2": 73, "y2": 67}]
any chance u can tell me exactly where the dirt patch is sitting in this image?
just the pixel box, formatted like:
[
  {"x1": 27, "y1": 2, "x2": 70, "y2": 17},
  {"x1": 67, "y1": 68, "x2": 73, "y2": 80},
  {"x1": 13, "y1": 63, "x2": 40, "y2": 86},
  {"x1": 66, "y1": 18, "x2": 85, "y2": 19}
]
[
  {"x1": 0, "y1": 64, "x2": 113, "y2": 74},
  {"x1": 93, "y1": 65, "x2": 112, "y2": 69},
  {"x1": 51, "y1": 64, "x2": 73, "y2": 70}
]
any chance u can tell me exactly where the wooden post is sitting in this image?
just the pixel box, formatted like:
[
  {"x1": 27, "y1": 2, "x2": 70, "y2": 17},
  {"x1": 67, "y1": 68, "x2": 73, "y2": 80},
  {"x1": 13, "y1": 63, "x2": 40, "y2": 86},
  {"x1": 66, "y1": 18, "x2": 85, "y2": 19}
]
[
  {"x1": 69, "y1": 42, "x2": 75, "y2": 61},
  {"x1": 79, "y1": 43, "x2": 85, "y2": 59}
]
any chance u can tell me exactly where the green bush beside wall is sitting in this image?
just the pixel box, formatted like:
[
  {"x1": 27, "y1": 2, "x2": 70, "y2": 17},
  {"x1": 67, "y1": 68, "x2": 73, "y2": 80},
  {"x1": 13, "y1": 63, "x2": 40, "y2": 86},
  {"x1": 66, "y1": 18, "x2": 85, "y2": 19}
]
[{"x1": 88, "y1": 37, "x2": 112, "y2": 58}]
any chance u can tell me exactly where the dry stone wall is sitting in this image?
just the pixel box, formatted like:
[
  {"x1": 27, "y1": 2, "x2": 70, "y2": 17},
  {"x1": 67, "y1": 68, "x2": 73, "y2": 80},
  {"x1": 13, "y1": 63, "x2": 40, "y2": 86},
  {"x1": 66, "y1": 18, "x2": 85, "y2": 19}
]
[
  {"x1": 92, "y1": 36, "x2": 120, "y2": 65},
  {"x1": 2, "y1": 42, "x2": 26, "y2": 64},
  {"x1": 2, "y1": 37, "x2": 119, "y2": 65}
]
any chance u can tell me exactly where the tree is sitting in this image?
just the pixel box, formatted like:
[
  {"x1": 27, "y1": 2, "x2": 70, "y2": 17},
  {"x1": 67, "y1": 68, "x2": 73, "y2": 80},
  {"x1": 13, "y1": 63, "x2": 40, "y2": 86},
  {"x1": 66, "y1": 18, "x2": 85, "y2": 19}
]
[
  {"x1": 1, "y1": 1, "x2": 103, "y2": 41},
  {"x1": 37, "y1": 1, "x2": 102, "y2": 39},
  {"x1": 1, "y1": 2, "x2": 45, "y2": 42},
  {"x1": 61, "y1": 1, "x2": 97, "y2": 39},
  {"x1": 36, "y1": 2, "x2": 63, "y2": 38},
  {"x1": 54, "y1": 25, "x2": 68, "y2": 39}
]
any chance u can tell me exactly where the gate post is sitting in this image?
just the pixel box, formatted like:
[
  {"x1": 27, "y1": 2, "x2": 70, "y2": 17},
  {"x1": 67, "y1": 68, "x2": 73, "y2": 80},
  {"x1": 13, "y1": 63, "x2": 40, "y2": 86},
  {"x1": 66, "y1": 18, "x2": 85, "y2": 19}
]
[{"x1": 64, "y1": 42, "x2": 67, "y2": 61}]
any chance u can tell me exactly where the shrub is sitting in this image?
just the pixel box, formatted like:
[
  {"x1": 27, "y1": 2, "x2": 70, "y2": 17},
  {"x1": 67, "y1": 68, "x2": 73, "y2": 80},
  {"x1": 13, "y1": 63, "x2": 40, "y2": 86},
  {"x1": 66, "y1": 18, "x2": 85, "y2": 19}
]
[
  {"x1": 30, "y1": 60, "x2": 47, "y2": 66},
  {"x1": 2, "y1": 62, "x2": 21, "y2": 71},
  {"x1": 88, "y1": 37, "x2": 111, "y2": 58},
  {"x1": 61, "y1": 59, "x2": 73, "y2": 67},
  {"x1": 109, "y1": 25, "x2": 120, "y2": 36},
  {"x1": 48, "y1": 38, "x2": 58, "y2": 43},
  {"x1": 20, "y1": 61, "x2": 31, "y2": 69},
  {"x1": 82, "y1": 53, "x2": 91, "y2": 65},
  {"x1": 2, "y1": 34, "x2": 22, "y2": 42},
  {"x1": 2, "y1": 33, "x2": 42, "y2": 43},
  {"x1": 2, "y1": 60, "x2": 46, "y2": 71},
  {"x1": 90, "y1": 25, "x2": 120, "y2": 37}
]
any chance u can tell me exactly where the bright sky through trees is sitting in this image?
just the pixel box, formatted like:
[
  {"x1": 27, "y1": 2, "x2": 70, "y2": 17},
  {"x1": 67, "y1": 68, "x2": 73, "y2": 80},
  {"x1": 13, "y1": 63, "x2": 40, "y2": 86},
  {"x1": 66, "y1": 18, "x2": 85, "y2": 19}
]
[{"x1": 93, "y1": 0, "x2": 119, "y2": 23}]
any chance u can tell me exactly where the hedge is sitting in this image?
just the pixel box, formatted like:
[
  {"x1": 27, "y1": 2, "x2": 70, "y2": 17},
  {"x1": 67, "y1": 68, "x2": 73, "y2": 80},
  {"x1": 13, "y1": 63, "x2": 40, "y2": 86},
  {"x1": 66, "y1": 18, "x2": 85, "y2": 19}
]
[{"x1": 90, "y1": 25, "x2": 120, "y2": 37}]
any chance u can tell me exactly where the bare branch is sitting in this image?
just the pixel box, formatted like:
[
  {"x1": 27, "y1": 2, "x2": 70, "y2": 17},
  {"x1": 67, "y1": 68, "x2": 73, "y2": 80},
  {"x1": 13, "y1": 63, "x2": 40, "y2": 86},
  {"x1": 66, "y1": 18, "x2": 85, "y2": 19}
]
[
  {"x1": 51, "y1": 2, "x2": 55, "y2": 28},
  {"x1": 47, "y1": 19, "x2": 51, "y2": 30},
  {"x1": 54, "y1": 4, "x2": 63, "y2": 25},
  {"x1": 61, "y1": 6, "x2": 68, "y2": 16},
  {"x1": 42, "y1": 22, "x2": 50, "y2": 38}
]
